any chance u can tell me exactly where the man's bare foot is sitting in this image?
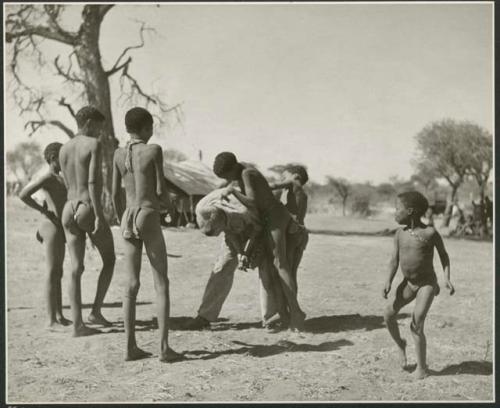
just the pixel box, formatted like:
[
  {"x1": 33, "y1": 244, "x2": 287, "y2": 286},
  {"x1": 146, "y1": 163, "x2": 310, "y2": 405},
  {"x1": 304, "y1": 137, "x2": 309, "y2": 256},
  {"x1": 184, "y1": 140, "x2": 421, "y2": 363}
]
[
  {"x1": 72, "y1": 325, "x2": 101, "y2": 337},
  {"x1": 88, "y1": 312, "x2": 112, "y2": 327},
  {"x1": 397, "y1": 339, "x2": 408, "y2": 369},
  {"x1": 159, "y1": 347, "x2": 185, "y2": 363},
  {"x1": 125, "y1": 346, "x2": 152, "y2": 361},
  {"x1": 56, "y1": 316, "x2": 72, "y2": 326},
  {"x1": 414, "y1": 366, "x2": 428, "y2": 379}
]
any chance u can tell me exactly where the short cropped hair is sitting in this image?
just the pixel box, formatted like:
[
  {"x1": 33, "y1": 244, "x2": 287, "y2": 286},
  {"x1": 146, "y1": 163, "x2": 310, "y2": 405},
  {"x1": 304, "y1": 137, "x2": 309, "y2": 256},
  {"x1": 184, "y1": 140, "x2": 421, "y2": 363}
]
[
  {"x1": 125, "y1": 107, "x2": 153, "y2": 133},
  {"x1": 213, "y1": 152, "x2": 238, "y2": 177},
  {"x1": 398, "y1": 191, "x2": 429, "y2": 217},
  {"x1": 43, "y1": 142, "x2": 63, "y2": 163},
  {"x1": 289, "y1": 165, "x2": 309, "y2": 185},
  {"x1": 75, "y1": 106, "x2": 105, "y2": 128}
]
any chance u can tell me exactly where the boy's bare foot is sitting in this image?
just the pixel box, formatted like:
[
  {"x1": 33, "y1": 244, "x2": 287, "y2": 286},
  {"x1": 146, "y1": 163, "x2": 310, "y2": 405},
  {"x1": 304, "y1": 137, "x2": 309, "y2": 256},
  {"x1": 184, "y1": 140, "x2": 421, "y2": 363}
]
[
  {"x1": 56, "y1": 316, "x2": 72, "y2": 326},
  {"x1": 159, "y1": 347, "x2": 185, "y2": 363},
  {"x1": 125, "y1": 346, "x2": 153, "y2": 361},
  {"x1": 72, "y1": 325, "x2": 101, "y2": 337},
  {"x1": 414, "y1": 366, "x2": 428, "y2": 379},
  {"x1": 88, "y1": 312, "x2": 112, "y2": 327},
  {"x1": 47, "y1": 321, "x2": 67, "y2": 332},
  {"x1": 397, "y1": 339, "x2": 408, "y2": 369}
]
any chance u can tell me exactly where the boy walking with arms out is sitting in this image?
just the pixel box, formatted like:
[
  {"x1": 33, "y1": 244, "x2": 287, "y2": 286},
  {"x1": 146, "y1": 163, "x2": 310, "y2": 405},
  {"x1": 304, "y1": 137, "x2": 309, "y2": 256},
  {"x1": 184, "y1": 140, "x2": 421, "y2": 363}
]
[{"x1": 383, "y1": 191, "x2": 455, "y2": 379}]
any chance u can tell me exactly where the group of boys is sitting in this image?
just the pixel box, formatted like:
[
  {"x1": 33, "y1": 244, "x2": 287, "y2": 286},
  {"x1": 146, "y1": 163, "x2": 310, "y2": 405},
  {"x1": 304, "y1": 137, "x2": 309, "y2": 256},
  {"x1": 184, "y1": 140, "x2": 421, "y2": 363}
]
[{"x1": 20, "y1": 104, "x2": 455, "y2": 378}]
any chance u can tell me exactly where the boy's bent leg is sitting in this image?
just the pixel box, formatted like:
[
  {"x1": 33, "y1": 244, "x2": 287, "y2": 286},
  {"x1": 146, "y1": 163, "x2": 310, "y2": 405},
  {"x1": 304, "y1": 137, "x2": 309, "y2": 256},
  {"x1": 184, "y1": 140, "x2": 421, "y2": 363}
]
[
  {"x1": 140, "y1": 211, "x2": 182, "y2": 362},
  {"x1": 122, "y1": 236, "x2": 151, "y2": 361},
  {"x1": 54, "y1": 226, "x2": 70, "y2": 325},
  {"x1": 384, "y1": 279, "x2": 416, "y2": 369},
  {"x1": 411, "y1": 285, "x2": 435, "y2": 379},
  {"x1": 88, "y1": 223, "x2": 116, "y2": 326},
  {"x1": 197, "y1": 237, "x2": 238, "y2": 322}
]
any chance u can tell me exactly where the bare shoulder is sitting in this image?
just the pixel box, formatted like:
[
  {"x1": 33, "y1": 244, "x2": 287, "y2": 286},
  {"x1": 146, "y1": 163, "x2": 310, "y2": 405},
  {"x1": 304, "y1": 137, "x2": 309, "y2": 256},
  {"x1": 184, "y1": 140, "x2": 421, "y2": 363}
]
[
  {"x1": 242, "y1": 167, "x2": 262, "y2": 180},
  {"x1": 113, "y1": 147, "x2": 126, "y2": 162}
]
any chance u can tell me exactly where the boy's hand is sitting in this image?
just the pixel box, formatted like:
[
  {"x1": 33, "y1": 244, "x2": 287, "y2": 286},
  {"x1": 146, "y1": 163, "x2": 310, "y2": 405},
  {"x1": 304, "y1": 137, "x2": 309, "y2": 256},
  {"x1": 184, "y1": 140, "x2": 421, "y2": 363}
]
[
  {"x1": 445, "y1": 279, "x2": 455, "y2": 295},
  {"x1": 382, "y1": 281, "x2": 391, "y2": 299},
  {"x1": 238, "y1": 254, "x2": 250, "y2": 271},
  {"x1": 220, "y1": 186, "x2": 234, "y2": 201}
]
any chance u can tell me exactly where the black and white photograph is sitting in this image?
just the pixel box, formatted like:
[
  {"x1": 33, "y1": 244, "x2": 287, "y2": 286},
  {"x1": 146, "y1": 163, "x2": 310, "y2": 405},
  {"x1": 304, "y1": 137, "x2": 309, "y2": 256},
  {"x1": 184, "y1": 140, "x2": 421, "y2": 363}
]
[{"x1": 3, "y1": 1, "x2": 495, "y2": 403}]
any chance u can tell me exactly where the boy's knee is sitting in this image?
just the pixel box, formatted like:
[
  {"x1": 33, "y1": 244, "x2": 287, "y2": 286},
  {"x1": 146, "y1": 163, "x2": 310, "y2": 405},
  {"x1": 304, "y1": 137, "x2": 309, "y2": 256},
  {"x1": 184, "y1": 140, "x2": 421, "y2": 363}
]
[
  {"x1": 71, "y1": 264, "x2": 84, "y2": 277},
  {"x1": 410, "y1": 315, "x2": 424, "y2": 335},
  {"x1": 125, "y1": 280, "x2": 140, "y2": 298},
  {"x1": 383, "y1": 306, "x2": 396, "y2": 323}
]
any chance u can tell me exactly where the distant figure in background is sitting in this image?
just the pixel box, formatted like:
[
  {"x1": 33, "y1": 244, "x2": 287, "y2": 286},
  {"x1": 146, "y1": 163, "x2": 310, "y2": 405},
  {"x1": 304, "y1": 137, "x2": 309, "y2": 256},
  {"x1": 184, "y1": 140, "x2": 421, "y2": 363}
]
[
  {"x1": 19, "y1": 143, "x2": 71, "y2": 329},
  {"x1": 113, "y1": 107, "x2": 182, "y2": 362},
  {"x1": 383, "y1": 191, "x2": 454, "y2": 379},
  {"x1": 59, "y1": 106, "x2": 116, "y2": 337}
]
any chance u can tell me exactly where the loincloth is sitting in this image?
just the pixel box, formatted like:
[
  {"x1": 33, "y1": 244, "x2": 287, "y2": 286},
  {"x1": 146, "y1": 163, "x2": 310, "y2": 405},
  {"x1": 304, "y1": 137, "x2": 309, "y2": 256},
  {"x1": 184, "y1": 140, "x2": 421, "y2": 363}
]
[
  {"x1": 121, "y1": 206, "x2": 158, "y2": 240},
  {"x1": 62, "y1": 199, "x2": 95, "y2": 235},
  {"x1": 404, "y1": 273, "x2": 439, "y2": 294}
]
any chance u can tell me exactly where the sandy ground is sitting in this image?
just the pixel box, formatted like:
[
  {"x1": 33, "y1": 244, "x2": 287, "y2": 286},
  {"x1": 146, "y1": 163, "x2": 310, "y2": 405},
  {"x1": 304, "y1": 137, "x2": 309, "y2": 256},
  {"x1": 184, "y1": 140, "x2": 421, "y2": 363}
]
[{"x1": 6, "y1": 199, "x2": 494, "y2": 402}]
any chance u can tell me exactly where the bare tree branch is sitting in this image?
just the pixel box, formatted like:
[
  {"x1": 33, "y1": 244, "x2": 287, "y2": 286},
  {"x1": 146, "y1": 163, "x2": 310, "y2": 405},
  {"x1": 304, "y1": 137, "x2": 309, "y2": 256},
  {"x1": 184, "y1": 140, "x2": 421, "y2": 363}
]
[
  {"x1": 6, "y1": 23, "x2": 77, "y2": 45},
  {"x1": 98, "y1": 4, "x2": 114, "y2": 19},
  {"x1": 106, "y1": 21, "x2": 154, "y2": 76},
  {"x1": 106, "y1": 56, "x2": 131, "y2": 76},
  {"x1": 25, "y1": 119, "x2": 75, "y2": 138},
  {"x1": 54, "y1": 54, "x2": 84, "y2": 83},
  {"x1": 58, "y1": 97, "x2": 76, "y2": 118}
]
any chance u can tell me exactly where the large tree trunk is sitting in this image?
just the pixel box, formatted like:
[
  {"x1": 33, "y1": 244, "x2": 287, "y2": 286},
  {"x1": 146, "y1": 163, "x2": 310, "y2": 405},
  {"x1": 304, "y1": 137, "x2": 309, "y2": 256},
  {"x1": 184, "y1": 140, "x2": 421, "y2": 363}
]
[
  {"x1": 342, "y1": 197, "x2": 347, "y2": 216},
  {"x1": 74, "y1": 7, "x2": 116, "y2": 223},
  {"x1": 442, "y1": 185, "x2": 458, "y2": 228}
]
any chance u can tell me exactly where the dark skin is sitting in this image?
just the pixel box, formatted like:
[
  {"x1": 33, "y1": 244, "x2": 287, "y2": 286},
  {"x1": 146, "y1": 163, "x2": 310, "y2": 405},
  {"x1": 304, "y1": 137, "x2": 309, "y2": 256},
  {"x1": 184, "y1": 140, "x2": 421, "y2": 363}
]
[
  {"x1": 19, "y1": 154, "x2": 71, "y2": 328},
  {"x1": 112, "y1": 121, "x2": 182, "y2": 363},
  {"x1": 219, "y1": 162, "x2": 305, "y2": 330},
  {"x1": 270, "y1": 170, "x2": 308, "y2": 226},
  {"x1": 383, "y1": 198, "x2": 454, "y2": 379},
  {"x1": 59, "y1": 118, "x2": 116, "y2": 337}
]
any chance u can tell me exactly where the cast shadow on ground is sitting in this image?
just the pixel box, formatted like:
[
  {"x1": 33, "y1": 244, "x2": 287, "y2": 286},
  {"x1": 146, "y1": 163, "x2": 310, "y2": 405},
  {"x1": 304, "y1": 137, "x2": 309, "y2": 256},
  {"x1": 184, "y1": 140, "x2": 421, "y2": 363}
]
[
  {"x1": 61, "y1": 301, "x2": 153, "y2": 310},
  {"x1": 309, "y1": 229, "x2": 396, "y2": 238},
  {"x1": 429, "y1": 361, "x2": 493, "y2": 376},
  {"x1": 303, "y1": 313, "x2": 410, "y2": 334},
  {"x1": 183, "y1": 338, "x2": 354, "y2": 360}
]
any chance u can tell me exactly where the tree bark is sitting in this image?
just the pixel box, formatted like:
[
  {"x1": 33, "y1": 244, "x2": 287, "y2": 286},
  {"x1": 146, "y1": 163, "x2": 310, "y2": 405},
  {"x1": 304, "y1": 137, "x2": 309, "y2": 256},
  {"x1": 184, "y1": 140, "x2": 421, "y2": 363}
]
[
  {"x1": 74, "y1": 6, "x2": 116, "y2": 222},
  {"x1": 442, "y1": 185, "x2": 458, "y2": 227}
]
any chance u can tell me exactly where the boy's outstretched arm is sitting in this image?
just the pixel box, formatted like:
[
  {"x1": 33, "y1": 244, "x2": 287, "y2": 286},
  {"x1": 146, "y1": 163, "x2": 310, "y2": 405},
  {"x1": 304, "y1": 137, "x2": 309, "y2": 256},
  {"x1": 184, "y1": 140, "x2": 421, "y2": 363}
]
[
  {"x1": 19, "y1": 174, "x2": 56, "y2": 222},
  {"x1": 111, "y1": 152, "x2": 125, "y2": 222},
  {"x1": 383, "y1": 229, "x2": 400, "y2": 298},
  {"x1": 434, "y1": 230, "x2": 455, "y2": 295}
]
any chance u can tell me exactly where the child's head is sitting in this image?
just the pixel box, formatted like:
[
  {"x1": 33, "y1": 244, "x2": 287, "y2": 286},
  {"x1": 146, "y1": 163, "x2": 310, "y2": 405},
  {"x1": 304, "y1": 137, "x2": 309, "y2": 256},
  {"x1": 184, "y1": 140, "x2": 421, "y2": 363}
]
[
  {"x1": 395, "y1": 191, "x2": 429, "y2": 224},
  {"x1": 125, "y1": 107, "x2": 154, "y2": 141},
  {"x1": 75, "y1": 106, "x2": 105, "y2": 137},
  {"x1": 198, "y1": 207, "x2": 227, "y2": 237},
  {"x1": 285, "y1": 165, "x2": 309, "y2": 186},
  {"x1": 44, "y1": 142, "x2": 63, "y2": 171},
  {"x1": 213, "y1": 152, "x2": 239, "y2": 180}
]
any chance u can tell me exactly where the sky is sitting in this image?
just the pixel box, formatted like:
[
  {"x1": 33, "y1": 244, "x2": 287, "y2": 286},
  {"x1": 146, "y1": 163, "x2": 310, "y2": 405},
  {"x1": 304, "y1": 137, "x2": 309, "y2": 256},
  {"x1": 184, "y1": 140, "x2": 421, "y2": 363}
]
[{"x1": 3, "y1": 2, "x2": 494, "y2": 184}]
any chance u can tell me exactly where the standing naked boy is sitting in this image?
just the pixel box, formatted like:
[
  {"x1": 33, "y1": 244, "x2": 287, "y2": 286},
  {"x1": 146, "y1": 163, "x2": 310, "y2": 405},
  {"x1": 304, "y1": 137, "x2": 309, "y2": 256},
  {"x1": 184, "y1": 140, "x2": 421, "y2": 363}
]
[
  {"x1": 383, "y1": 191, "x2": 455, "y2": 379},
  {"x1": 59, "y1": 106, "x2": 116, "y2": 337},
  {"x1": 215, "y1": 152, "x2": 306, "y2": 331},
  {"x1": 19, "y1": 143, "x2": 71, "y2": 328},
  {"x1": 112, "y1": 107, "x2": 182, "y2": 362}
]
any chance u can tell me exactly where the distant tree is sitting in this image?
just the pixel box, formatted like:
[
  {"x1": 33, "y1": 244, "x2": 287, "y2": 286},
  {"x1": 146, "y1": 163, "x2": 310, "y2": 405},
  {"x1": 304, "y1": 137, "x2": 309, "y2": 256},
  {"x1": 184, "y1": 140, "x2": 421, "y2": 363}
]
[
  {"x1": 163, "y1": 148, "x2": 188, "y2": 163},
  {"x1": 6, "y1": 142, "x2": 44, "y2": 185},
  {"x1": 410, "y1": 163, "x2": 439, "y2": 195},
  {"x1": 415, "y1": 119, "x2": 471, "y2": 227},
  {"x1": 463, "y1": 124, "x2": 493, "y2": 235},
  {"x1": 377, "y1": 182, "x2": 396, "y2": 202},
  {"x1": 327, "y1": 176, "x2": 351, "y2": 216}
]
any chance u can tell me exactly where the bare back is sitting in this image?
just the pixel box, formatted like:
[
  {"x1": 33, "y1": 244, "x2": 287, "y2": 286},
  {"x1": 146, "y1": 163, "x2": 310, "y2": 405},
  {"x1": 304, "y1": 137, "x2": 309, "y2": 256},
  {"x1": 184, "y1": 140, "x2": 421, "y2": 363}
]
[
  {"x1": 42, "y1": 174, "x2": 68, "y2": 219},
  {"x1": 239, "y1": 168, "x2": 279, "y2": 213},
  {"x1": 114, "y1": 144, "x2": 163, "y2": 210},
  {"x1": 59, "y1": 135, "x2": 101, "y2": 202}
]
